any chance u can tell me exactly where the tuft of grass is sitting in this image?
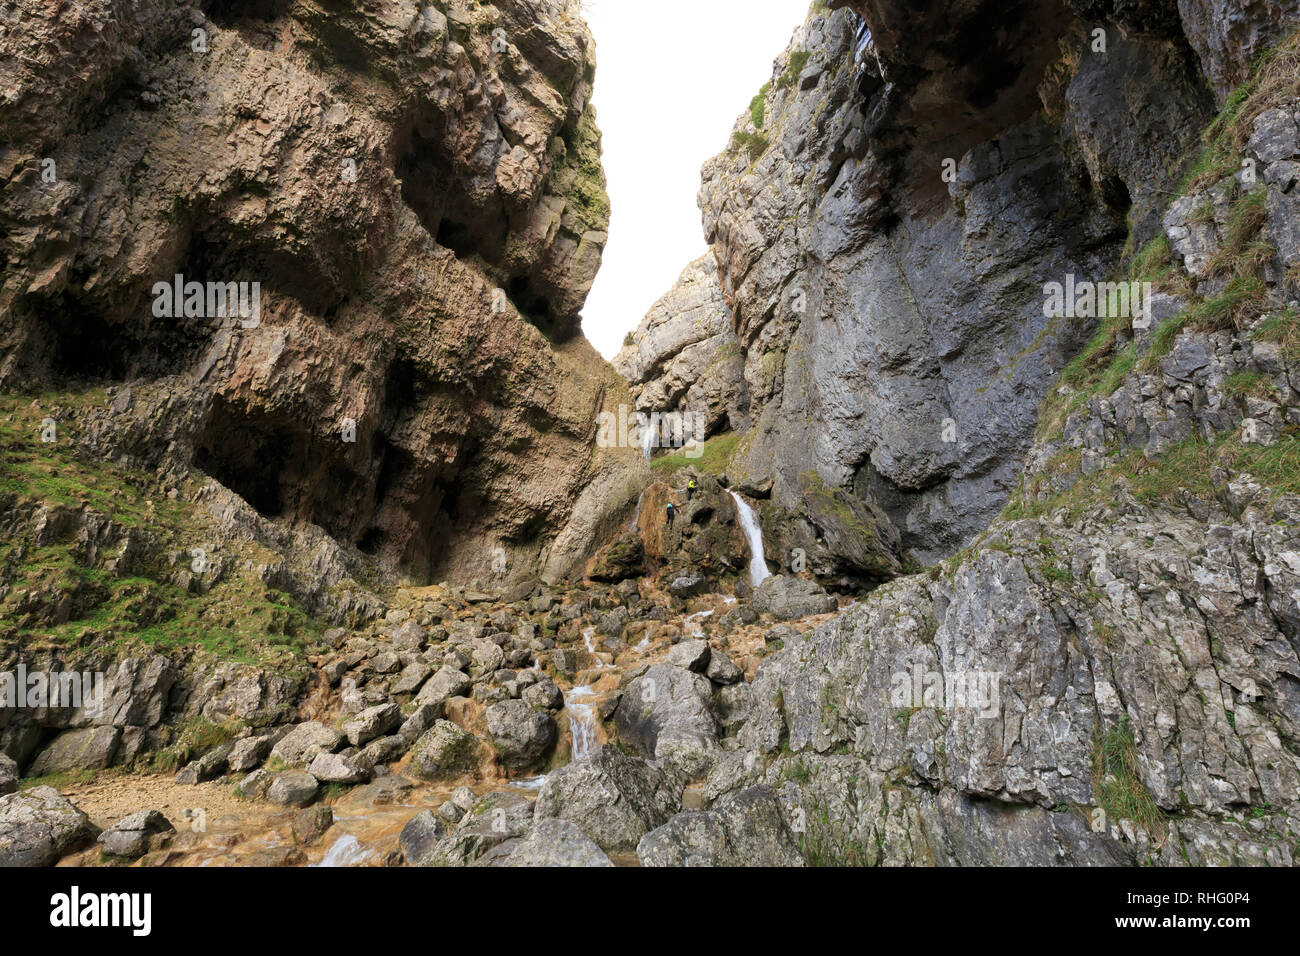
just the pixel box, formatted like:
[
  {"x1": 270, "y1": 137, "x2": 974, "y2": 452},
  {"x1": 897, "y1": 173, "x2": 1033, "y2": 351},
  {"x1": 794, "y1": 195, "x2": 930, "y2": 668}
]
[
  {"x1": 777, "y1": 50, "x2": 812, "y2": 90},
  {"x1": 1092, "y1": 718, "x2": 1166, "y2": 839},
  {"x1": 749, "y1": 82, "x2": 771, "y2": 129},
  {"x1": 1252, "y1": 306, "x2": 1300, "y2": 360},
  {"x1": 731, "y1": 129, "x2": 770, "y2": 161}
]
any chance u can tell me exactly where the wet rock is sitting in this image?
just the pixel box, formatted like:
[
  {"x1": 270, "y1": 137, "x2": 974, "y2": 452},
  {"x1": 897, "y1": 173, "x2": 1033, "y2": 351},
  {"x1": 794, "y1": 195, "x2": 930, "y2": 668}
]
[
  {"x1": 400, "y1": 810, "x2": 448, "y2": 866},
  {"x1": 292, "y1": 806, "x2": 334, "y2": 846},
  {"x1": 408, "y1": 721, "x2": 479, "y2": 781},
  {"x1": 637, "y1": 786, "x2": 804, "y2": 867},
  {"x1": 266, "y1": 771, "x2": 320, "y2": 808},
  {"x1": 535, "y1": 745, "x2": 681, "y2": 851},
  {"x1": 0, "y1": 786, "x2": 98, "y2": 866},
  {"x1": 98, "y1": 810, "x2": 174, "y2": 859},
  {"x1": 486, "y1": 700, "x2": 557, "y2": 771}
]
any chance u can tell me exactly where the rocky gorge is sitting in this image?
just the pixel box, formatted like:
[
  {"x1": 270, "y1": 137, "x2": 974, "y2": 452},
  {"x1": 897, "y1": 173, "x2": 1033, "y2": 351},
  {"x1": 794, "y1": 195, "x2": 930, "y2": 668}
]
[{"x1": 3, "y1": 0, "x2": 1300, "y2": 869}]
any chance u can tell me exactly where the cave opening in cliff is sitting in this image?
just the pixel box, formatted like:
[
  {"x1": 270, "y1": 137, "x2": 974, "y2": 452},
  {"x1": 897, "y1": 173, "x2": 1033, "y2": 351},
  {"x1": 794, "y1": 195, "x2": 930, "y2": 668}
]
[
  {"x1": 201, "y1": 0, "x2": 292, "y2": 27},
  {"x1": 194, "y1": 397, "x2": 297, "y2": 519},
  {"x1": 35, "y1": 291, "x2": 207, "y2": 386}
]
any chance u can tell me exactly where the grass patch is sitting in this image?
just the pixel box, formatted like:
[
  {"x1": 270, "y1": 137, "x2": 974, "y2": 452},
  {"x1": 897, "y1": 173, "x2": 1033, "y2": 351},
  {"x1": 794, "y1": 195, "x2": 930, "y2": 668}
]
[
  {"x1": 1092, "y1": 718, "x2": 1166, "y2": 839},
  {"x1": 1252, "y1": 306, "x2": 1300, "y2": 360},
  {"x1": 730, "y1": 129, "x2": 770, "y2": 161},
  {"x1": 651, "y1": 430, "x2": 743, "y2": 476},
  {"x1": 777, "y1": 50, "x2": 811, "y2": 90}
]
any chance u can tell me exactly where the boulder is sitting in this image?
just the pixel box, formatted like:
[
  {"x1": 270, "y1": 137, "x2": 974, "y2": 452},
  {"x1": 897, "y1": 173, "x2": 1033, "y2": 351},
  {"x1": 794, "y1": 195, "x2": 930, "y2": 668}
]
[
  {"x1": 522, "y1": 680, "x2": 565, "y2": 711},
  {"x1": 27, "y1": 726, "x2": 121, "y2": 775},
  {"x1": 614, "y1": 663, "x2": 721, "y2": 776},
  {"x1": 489, "y1": 819, "x2": 615, "y2": 867},
  {"x1": 270, "y1": 722, "x2": 344, "y2": 768},
  {"x1": 637, "y1": 786, "x2": 804, "y2": 867},
  {"x1": 750, "y1": 575, "x2": 837, "y2": 621},
  {"x1": 97, "y1": 810, "x2": 174, "y2": 859},
  {"x1": 535, "y1": 745, "x2": 681, "y2": 851},
  {"x1": 307, "y1": 752, "x2": 370, "y2": 785},
  {"x1": 408, "y1": 721, "x2": 479, "y2": 781},
  {"x1": 266, "y1": 771, "x2": 320, "y2": 807},
  {"x1": 485, "y1": 700, "x2": 557, "y2": 771},
  {"x1": 0, "y1": 786, "x2": 98, "y2": 866},
  {"x1": 0, "y1": 755, "x2": 18, "y2": 796},
  {"x1": 413, "y1": 666, "x2": 472, "y2": 709},
  {"x1": 668, "y1": 571, "x2": 708, "y2": 598},
  {"x1": 666, "y1": 639, "x2": 711, "y2": 672},
  {"x1": 705, "y1": 649, "x2": 743, "y2": 685},
  {"x1": 342, "y1": 703, "x2": 402, "y2": 747}
]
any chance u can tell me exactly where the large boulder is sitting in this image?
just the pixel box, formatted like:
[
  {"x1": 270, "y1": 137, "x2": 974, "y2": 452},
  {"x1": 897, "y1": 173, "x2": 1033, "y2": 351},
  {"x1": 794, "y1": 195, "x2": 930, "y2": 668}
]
[
  {"x1": 750, "y1": 575, "x2": 837, "y2": 621},
  {"x1": 587, "y1": 532, "x2": 646, "y2": 583},
  {"x1": 27, "y1": 726, "x2": 121, "y2": 775},
  {"x1": 270, "y1": 722, "x2": 344, "y2": 768},
  {"x1": 637, "y1": 786, "x2": 805, "y2": 867},
  {"x1": 413, "y1": 666, "x2": 472, "y2": 710},
  {"x1": 488, "y1": 819, "x2": 615, "y2": 867},
  {"x1": 614, "y1": 663, "x2": 720, "y2": 777},
  {"x1": 408, "y1": 721, "x2": 479, "y2": 781},
  {"x1": 0, "y1": 786, "x2": 98, "y2": 866},
  {"x1": 486, "y1": 700, "x2": 557, "y2": 771},
  {"x1": 535, "y1": 745, "x2": 681, "y2": 851},
  {"x1": 266, "y1": 771, "x2": 320, "y2": 808},
  {"x1": 341, "y1": 703, "x2": 402, "y2": 748}
]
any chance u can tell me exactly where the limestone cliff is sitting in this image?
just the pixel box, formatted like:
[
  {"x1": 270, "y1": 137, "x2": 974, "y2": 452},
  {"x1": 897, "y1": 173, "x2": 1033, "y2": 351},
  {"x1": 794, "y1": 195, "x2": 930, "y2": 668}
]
[{"x1": 0, "y1": 0, "x2": 646, "y2": 612}]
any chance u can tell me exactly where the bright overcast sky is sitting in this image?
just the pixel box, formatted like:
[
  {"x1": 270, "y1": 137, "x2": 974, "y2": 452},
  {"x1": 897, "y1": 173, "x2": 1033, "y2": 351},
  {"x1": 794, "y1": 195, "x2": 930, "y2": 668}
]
[{"x1": 579, "y1": 0, "x2": 811, "y2": 358}]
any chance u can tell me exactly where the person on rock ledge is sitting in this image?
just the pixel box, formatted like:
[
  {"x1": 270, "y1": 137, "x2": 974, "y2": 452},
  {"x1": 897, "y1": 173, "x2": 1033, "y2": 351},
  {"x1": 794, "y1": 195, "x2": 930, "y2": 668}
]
[
  {"x1": 666, "y1": 500, "x2": 677, "y2": 529},
  {"x1": 687, "y1": 477, "x2": 698, "y2": 501}
]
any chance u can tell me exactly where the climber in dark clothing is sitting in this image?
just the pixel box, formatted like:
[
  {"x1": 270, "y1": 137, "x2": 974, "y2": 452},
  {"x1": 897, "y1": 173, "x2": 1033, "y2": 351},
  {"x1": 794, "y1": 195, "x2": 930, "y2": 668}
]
[
  {"x1": 687, "y1": 478, "x2": 698, "y2": 501},
  {"x1": 666, "y1": 501, "x2": 677, "y2": 529}
]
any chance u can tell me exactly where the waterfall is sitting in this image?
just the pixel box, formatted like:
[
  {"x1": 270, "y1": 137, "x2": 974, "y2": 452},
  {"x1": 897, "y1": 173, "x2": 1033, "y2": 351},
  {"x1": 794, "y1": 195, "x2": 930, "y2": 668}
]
[
  {"x1": 641, "y1": 420, "x2": 655, "y2": 459},
  {"x1": 729, "y1": 491, "x2": 772, "y2": 588},
  {"x1": 565, "y1": 685, "x2": 599, "y2": 761}
]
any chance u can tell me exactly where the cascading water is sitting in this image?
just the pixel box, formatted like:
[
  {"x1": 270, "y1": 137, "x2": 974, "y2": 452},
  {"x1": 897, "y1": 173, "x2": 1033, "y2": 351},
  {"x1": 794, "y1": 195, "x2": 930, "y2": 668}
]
[
  {"x1": 565, "y1": 685, "x2": 599, "y2": 761},
  {"x1": 641, "y1": 421, "x2": 655, "y2": 459},
  {"x1": 729, "y1": 490, "x2": 772, "y2": 588}
]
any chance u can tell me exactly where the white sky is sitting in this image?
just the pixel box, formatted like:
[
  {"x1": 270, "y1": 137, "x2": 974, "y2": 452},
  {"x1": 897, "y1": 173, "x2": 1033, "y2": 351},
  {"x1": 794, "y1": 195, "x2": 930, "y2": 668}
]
[{"x1": 578, "y1": 0, "x2": 811, "y2": 358}]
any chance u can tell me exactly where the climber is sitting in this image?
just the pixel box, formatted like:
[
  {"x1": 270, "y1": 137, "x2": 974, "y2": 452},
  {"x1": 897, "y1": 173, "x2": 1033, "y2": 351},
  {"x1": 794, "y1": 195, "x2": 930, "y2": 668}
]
[
  {"x1": 687, "y1": 477, "x2": 698, "y2": 501},
  {"x1": 666, "y1": 501, "x2": 677, "y2": 529}
]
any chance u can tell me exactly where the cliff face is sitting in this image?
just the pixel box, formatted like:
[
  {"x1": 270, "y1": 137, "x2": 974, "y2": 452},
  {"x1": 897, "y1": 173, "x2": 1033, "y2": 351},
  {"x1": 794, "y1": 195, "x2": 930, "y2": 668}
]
[
  {"x1": 675, "y1": 1, "x2": 1300, "y2": 864},
  {"x1": 612, "y1": 253, "x2": 749, "y2": 439},
  {"x1": 0, "y1": 0, "x2": 644, "y2": 597},
  {"x1": 698, "y1": 1, "x2": 1227, "y2": 566}
]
